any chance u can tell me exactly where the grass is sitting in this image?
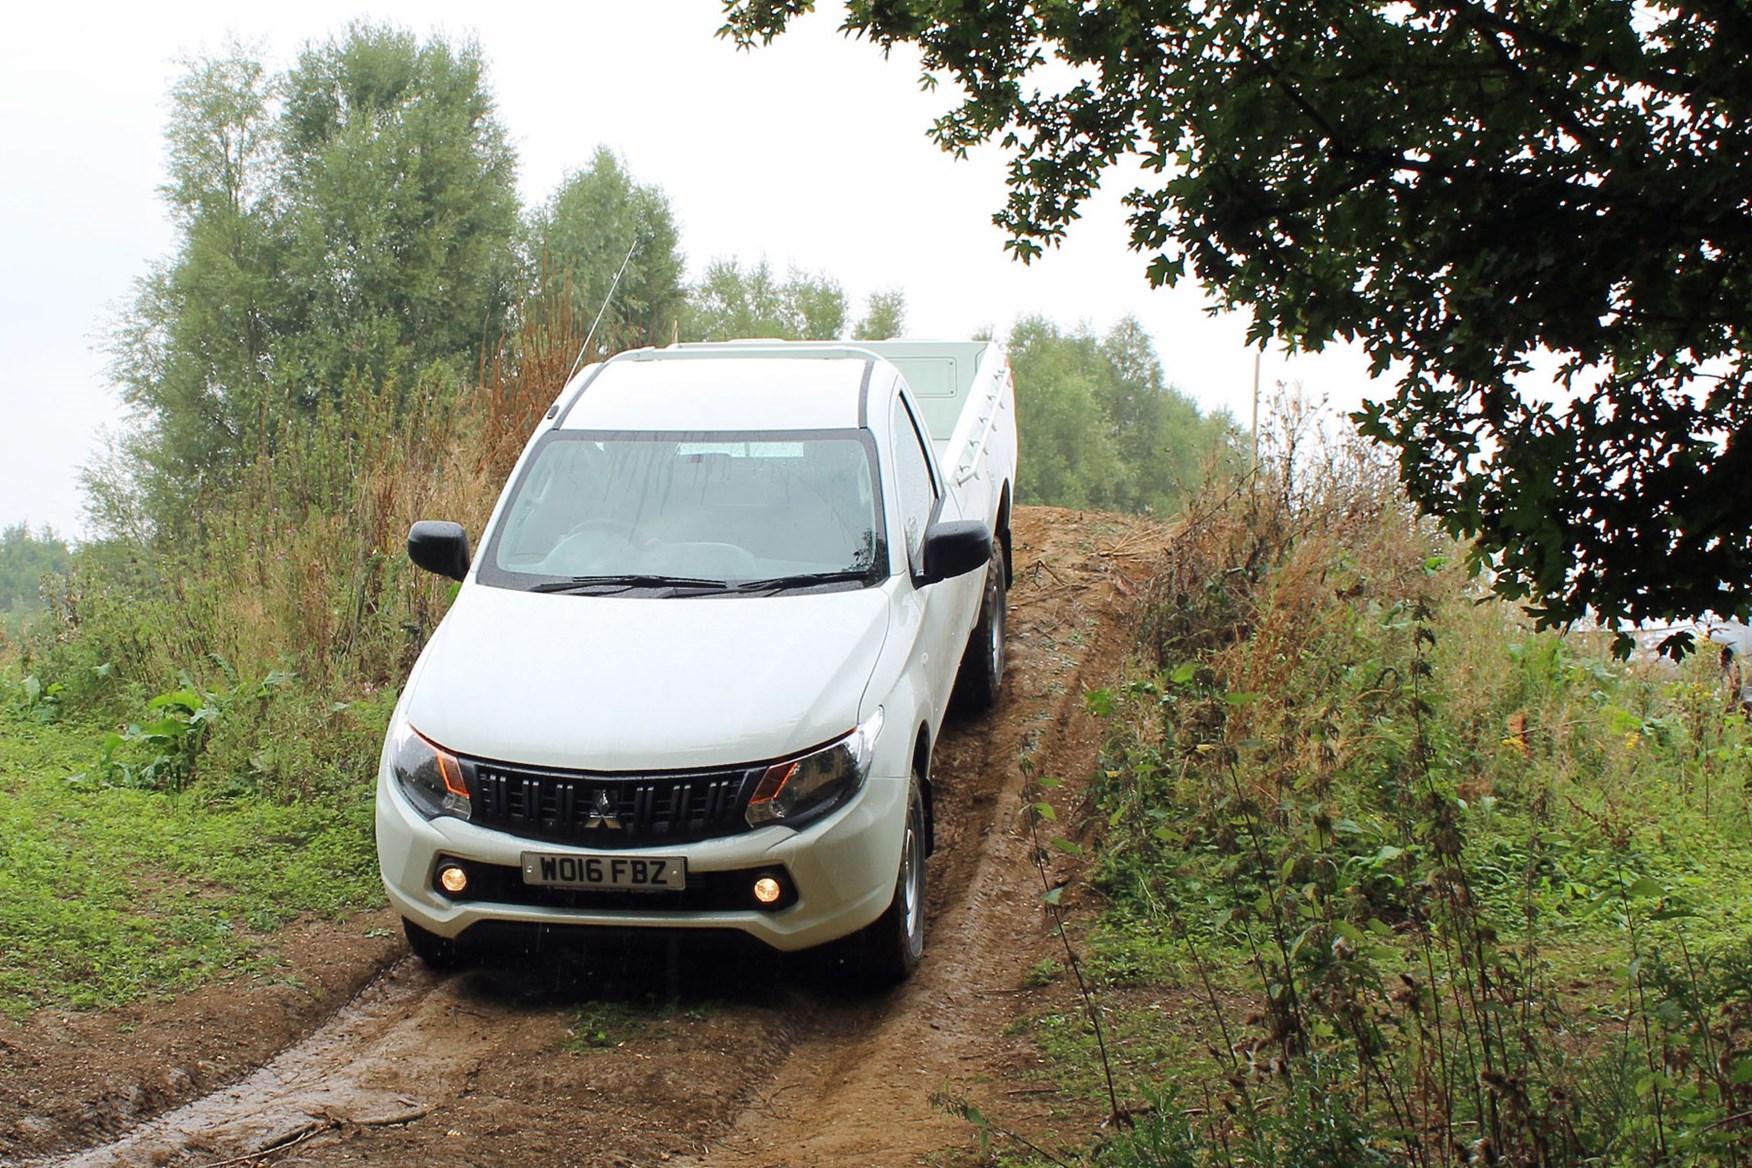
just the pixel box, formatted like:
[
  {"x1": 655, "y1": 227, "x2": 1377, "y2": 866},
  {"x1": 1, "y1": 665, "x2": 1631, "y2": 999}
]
[
  {"x1": 0, "y1": 304, "x2": 588, "y2": 1018},
  {"x1": 562, "y1": 998, "x2": 724, "y2": 1052},
  {"x1": 0, "y1": 697, "x2": 386, "y2": 1017}
]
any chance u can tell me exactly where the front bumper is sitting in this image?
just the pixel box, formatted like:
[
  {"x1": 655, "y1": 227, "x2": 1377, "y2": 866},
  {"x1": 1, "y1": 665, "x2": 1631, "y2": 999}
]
[{"x1": 375, "y1": 764, "x2": 906, "y2": 953}]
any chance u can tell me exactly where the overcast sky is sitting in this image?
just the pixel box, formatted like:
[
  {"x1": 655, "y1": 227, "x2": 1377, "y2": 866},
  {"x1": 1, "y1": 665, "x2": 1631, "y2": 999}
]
[{"x1": 0, "y1": 0, "x2": 1373, "y2": 539}]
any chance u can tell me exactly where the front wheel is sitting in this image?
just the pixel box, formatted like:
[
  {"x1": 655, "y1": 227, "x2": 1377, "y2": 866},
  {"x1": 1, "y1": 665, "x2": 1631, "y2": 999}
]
[
  {"x1": 403, "y1": 917, "x2": 467, "y2": 971},
  {"x1": 845, "y1": 774, "x2": 927, "y2": 986},
  {"x1": 952, "y1": 536, "x2": 1007, "y2": 713}
]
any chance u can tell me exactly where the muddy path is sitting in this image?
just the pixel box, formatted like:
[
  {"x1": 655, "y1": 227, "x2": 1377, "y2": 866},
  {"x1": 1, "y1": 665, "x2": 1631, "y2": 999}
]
[{"x1": 2, "y1": 506, "x2": 1170, "y2": 1168}]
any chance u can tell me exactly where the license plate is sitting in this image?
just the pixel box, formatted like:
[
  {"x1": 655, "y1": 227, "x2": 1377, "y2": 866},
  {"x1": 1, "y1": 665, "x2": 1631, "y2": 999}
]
[{"x1": 521, "y1": 852, "x2": 687, "y2": 891}]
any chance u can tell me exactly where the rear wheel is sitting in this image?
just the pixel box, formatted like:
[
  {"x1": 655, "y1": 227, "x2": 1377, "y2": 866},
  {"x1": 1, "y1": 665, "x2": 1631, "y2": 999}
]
[
  {"x1": 403, "y1": 917, "x2": 467, "y2": 971},
  {"x1": 952, "y1": 536, "x2": 1007, "y2": 712},
  {"x1": 846, "y1": 774, "x2": 927, "y2": 986}
]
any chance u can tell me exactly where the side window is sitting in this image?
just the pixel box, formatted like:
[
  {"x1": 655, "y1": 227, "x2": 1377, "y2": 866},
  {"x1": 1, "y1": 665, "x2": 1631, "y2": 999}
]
[{"x1": 890, "y1": 394, "x2": 938, "y2": 572}]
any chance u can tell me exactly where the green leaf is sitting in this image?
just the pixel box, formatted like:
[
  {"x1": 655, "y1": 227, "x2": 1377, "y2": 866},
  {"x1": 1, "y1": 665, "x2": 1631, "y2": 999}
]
[
  {"x1": 1050, "y1": 838, "x2": 1084, "y2": 855},
  {"x1": 1032, "y1": 801, "x2": 1058, "y2": 821},
  {"x1": 147, "y1": 690, "x2": 204, "y2": 714}
]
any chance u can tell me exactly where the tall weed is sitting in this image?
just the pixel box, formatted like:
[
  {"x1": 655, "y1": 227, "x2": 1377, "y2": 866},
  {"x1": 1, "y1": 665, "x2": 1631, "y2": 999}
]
[
  {"x1": 16, "y1": 301, "x2": 582, "y2": 800},
  {"x1": 1072, "y1": 409, "x2": 1752, "y2": 1166}
]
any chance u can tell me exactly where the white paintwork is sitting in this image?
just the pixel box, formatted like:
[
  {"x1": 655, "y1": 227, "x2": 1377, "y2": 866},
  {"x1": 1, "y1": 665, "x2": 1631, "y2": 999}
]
[
  {"x1": 402, "y1": 585, "x2": 892, "y2": 770},
  {"x1": 376, "y1": 338, "x2": 1019, "y2": 954},
  {"x1": 558, "y1": 353, "x2": 867, "y2": 433}
]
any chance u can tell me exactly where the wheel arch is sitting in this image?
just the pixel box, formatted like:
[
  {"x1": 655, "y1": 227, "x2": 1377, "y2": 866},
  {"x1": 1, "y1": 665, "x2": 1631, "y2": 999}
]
[
  {"x1": 912, "y1": 725, "x2": 936, "y2": 855},
  {"x1": 996, "y1": 482, "x2": 1013, "y2": 585}
]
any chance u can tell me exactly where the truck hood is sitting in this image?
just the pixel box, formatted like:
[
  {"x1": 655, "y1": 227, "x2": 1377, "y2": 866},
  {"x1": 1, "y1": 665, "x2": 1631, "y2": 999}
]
[{"x1": 401, "y1": 585, "x2": 892, "y2": 771}]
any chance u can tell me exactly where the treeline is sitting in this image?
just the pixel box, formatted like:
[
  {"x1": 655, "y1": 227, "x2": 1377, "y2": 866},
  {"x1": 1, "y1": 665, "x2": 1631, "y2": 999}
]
[
  {"x1": 100, "y1": 26, "x2": 898, "y2": 538},
  {"x1": 1009, "y1": 317, "x2": 1241, "y2": 515},
  {"x1": 0, "y1": 525, "x2": 72, "y2": 632},
  {"x1": 8, "y1": 23, "x2": 1237, "y2": 797}
]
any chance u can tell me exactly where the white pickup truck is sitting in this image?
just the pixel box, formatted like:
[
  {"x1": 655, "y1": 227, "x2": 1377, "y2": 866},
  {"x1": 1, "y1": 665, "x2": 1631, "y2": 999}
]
[{"x1": 375, "y1": 339, "x2": 1017, "y2": 983}]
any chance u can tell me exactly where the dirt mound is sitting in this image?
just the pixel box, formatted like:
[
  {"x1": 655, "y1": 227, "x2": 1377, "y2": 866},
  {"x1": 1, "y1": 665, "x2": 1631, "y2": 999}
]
[{"x1": 2, "y1": 505, "x2": 1171, "y2": 1167}]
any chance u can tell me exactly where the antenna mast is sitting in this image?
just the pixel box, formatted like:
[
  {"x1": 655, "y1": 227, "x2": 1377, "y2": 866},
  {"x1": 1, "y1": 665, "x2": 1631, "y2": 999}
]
[{"x1": 567, "y1": 238, "x2": 640, "y2": 383}]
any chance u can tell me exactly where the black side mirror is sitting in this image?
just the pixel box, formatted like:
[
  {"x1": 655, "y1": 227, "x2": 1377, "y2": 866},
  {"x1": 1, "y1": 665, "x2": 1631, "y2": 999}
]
[
  {"x1": 918, "y1": 519, "x2": 992, "y2": 586},
  {"x1": 408, "y1": 520, "x2": 471, "y2": 581}
]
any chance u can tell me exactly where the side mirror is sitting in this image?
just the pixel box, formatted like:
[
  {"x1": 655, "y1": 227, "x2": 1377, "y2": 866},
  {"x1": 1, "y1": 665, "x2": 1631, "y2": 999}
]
[
  {"x1": 408, "y1": 520, "x2": 471, "y2": 582},
  {"x1": 918, "y1": 519, "x2": 992, "y2": 586}
]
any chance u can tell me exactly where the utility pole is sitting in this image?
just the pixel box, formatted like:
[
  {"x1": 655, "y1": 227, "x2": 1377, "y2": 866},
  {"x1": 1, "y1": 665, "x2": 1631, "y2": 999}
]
[{"x1": 1251, "y1": 351, "x2": 1261, "y2": 471}]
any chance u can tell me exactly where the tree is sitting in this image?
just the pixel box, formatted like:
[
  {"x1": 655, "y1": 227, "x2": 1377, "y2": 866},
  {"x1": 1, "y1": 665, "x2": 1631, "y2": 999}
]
[
  {"x1": 528, "y1": 146, "x2": 686, "y2": 354},
  {"x1": 109, "y1": 27, "x2": 523, "y2": 533},
  {"x1": 0, "y1": 524, "x2": 73, "y2": 620},
  {"x1": 1009, "y1": 315, "x2": 1239, "y2": 513},
  {"x1": 854, "y1": 289, "x2": 907, "y2": 340},
  {"x1": 109, "y1": 45, "x2": 283, "y2": 522},
  {"x1": 276, "y1": 24, "x2": 521, "y2": 391},
  {"x1": 683, "y1": 258, "x2": 847, "y2": 340},
  {"x1": 1008, "y1": 318, "x2": 1129, "y2": 510},
  {"x1": 721, "y1": 1, "x2": 1752, "y2": 639}
]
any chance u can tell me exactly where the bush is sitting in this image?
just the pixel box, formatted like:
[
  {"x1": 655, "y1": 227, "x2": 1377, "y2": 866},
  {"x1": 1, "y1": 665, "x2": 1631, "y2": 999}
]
[{"x1": 1062, "y1": 408, "x2": 1752, "y2": 1167}]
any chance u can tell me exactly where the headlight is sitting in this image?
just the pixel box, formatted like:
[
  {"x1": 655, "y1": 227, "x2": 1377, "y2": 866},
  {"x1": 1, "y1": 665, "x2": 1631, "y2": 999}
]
[
  {"x1": 747, "y1": 707, "x2": 884, "y2": 829},
  {"x1": 388, "y1": 716, "x2": 471, "y2": 820}
]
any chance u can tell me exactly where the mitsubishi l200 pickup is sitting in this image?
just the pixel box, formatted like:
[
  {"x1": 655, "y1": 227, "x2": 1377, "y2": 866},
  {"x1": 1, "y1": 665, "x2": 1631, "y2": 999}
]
[{"x1": 376, "y1": 339, "x2": 1017, "y2": 983}]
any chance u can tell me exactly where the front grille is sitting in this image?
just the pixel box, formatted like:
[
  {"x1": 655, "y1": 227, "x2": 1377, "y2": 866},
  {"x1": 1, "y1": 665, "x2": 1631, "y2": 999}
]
[{"x1": 465, "y1": 759, "x2": 762, "y2": 847}]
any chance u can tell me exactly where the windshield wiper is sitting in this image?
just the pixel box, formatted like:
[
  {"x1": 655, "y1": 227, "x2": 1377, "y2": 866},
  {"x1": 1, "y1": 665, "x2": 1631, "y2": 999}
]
[
  {"x1": 732, "y1": 570, "x2": 875, "y2": 594},
  {"x1": 526, "y1": 574, "x2": 732, "y2": 596}
]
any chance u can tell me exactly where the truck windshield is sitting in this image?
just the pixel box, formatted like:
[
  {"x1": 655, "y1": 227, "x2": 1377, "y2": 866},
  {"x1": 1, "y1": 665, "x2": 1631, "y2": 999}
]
[{"x1": 479, "y1": 429, "x2": 885, "y2": 592}]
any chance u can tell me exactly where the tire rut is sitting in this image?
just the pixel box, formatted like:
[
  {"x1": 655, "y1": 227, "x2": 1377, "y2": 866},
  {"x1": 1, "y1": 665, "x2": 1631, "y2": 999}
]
[{"x1": 675, "y1": 508, "x2": 1154, "y2": 1166}]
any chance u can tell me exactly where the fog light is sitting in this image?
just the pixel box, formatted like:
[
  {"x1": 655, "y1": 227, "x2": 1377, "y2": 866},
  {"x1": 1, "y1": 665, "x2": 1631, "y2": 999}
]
[
  {"x1": 438, "y1": 862, "x2": 469, "y2": 895},
  {"x1": 752, "y1": 875, "x2": 782, "y2": 905}
]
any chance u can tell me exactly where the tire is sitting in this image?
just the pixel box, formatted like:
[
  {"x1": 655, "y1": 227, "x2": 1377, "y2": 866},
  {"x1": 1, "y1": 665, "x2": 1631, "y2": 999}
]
[
  {"x1": 403, "y1": 917, "x2": 467, "y2": 971},
  {"x1": 952, "y1": 536, "x2": 1007, "y2": 713},
  {"x1": 846, "y1": 774, "x2": 927, "y2": 987}
]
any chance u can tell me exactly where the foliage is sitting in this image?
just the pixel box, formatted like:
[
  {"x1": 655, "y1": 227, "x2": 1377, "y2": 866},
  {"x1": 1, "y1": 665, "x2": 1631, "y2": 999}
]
[
  {"x1": 106, "y1": 45, "x2": 282, "y2": 526},
  {"x1": 854, "y1": 288, "x2": 907, "y2": 340},
  {"x1": 82, "y1": 665, "x2": 291, "y2": 793},
  {"x1": 1020, "y1": 418, "x2": 1752, "y2": 1165},
  {"x1": 108, "y1": 27, "x2": 520, "y2": 534},
  {"x1": 0, "y1": 523, "x2": 72, "y2": 628},
  {"x1": 275, "y1": 24, "x2": 521, "y2": 387},
  {"x1": 1008, "y1": 315, "x2": 1242, "y2": 514},
  {"x1": 528, "y1": 146, "x2": 687, "y2": 355},
  {"x1": 720, "y1": 0, "x2": 1752, "y2": 635},
  {"x1": 682, "y1": 256, "x2": 847, "y2": 341}
]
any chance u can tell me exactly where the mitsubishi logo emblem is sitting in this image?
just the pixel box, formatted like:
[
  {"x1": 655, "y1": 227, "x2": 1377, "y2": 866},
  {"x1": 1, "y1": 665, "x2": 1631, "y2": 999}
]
[{"x1": 582, "y1": 789, "x2": 621, "y2": 831}]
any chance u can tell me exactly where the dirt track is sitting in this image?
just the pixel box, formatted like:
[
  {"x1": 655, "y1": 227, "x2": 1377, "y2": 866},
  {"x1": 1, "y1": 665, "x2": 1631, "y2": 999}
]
[{"x1": 1, "y1": 506, "x2": 1168, "y2": 1168}]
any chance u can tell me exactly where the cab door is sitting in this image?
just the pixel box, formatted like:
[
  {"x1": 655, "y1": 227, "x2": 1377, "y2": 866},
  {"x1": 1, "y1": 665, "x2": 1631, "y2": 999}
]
[{"x1": 888, "y1": 390, "x2": 971, "y2": 720}]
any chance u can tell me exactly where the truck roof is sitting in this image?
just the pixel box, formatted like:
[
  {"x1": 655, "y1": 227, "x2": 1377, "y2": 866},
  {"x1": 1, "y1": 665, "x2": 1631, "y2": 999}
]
[{"x1": 558, "y1": 349, "x2": 873, "y2": 433}]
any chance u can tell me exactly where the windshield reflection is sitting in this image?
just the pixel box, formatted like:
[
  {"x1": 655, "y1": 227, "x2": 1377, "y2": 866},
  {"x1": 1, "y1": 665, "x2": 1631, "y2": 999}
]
[{"x1": 485, "y1": 431, "x2": 883, "y2": 591}]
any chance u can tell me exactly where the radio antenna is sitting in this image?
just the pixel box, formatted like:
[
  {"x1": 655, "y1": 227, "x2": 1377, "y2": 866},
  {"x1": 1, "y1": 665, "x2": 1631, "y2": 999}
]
[{"x1": 568, "y1": 237, "x2": 639, "y2": 383}]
